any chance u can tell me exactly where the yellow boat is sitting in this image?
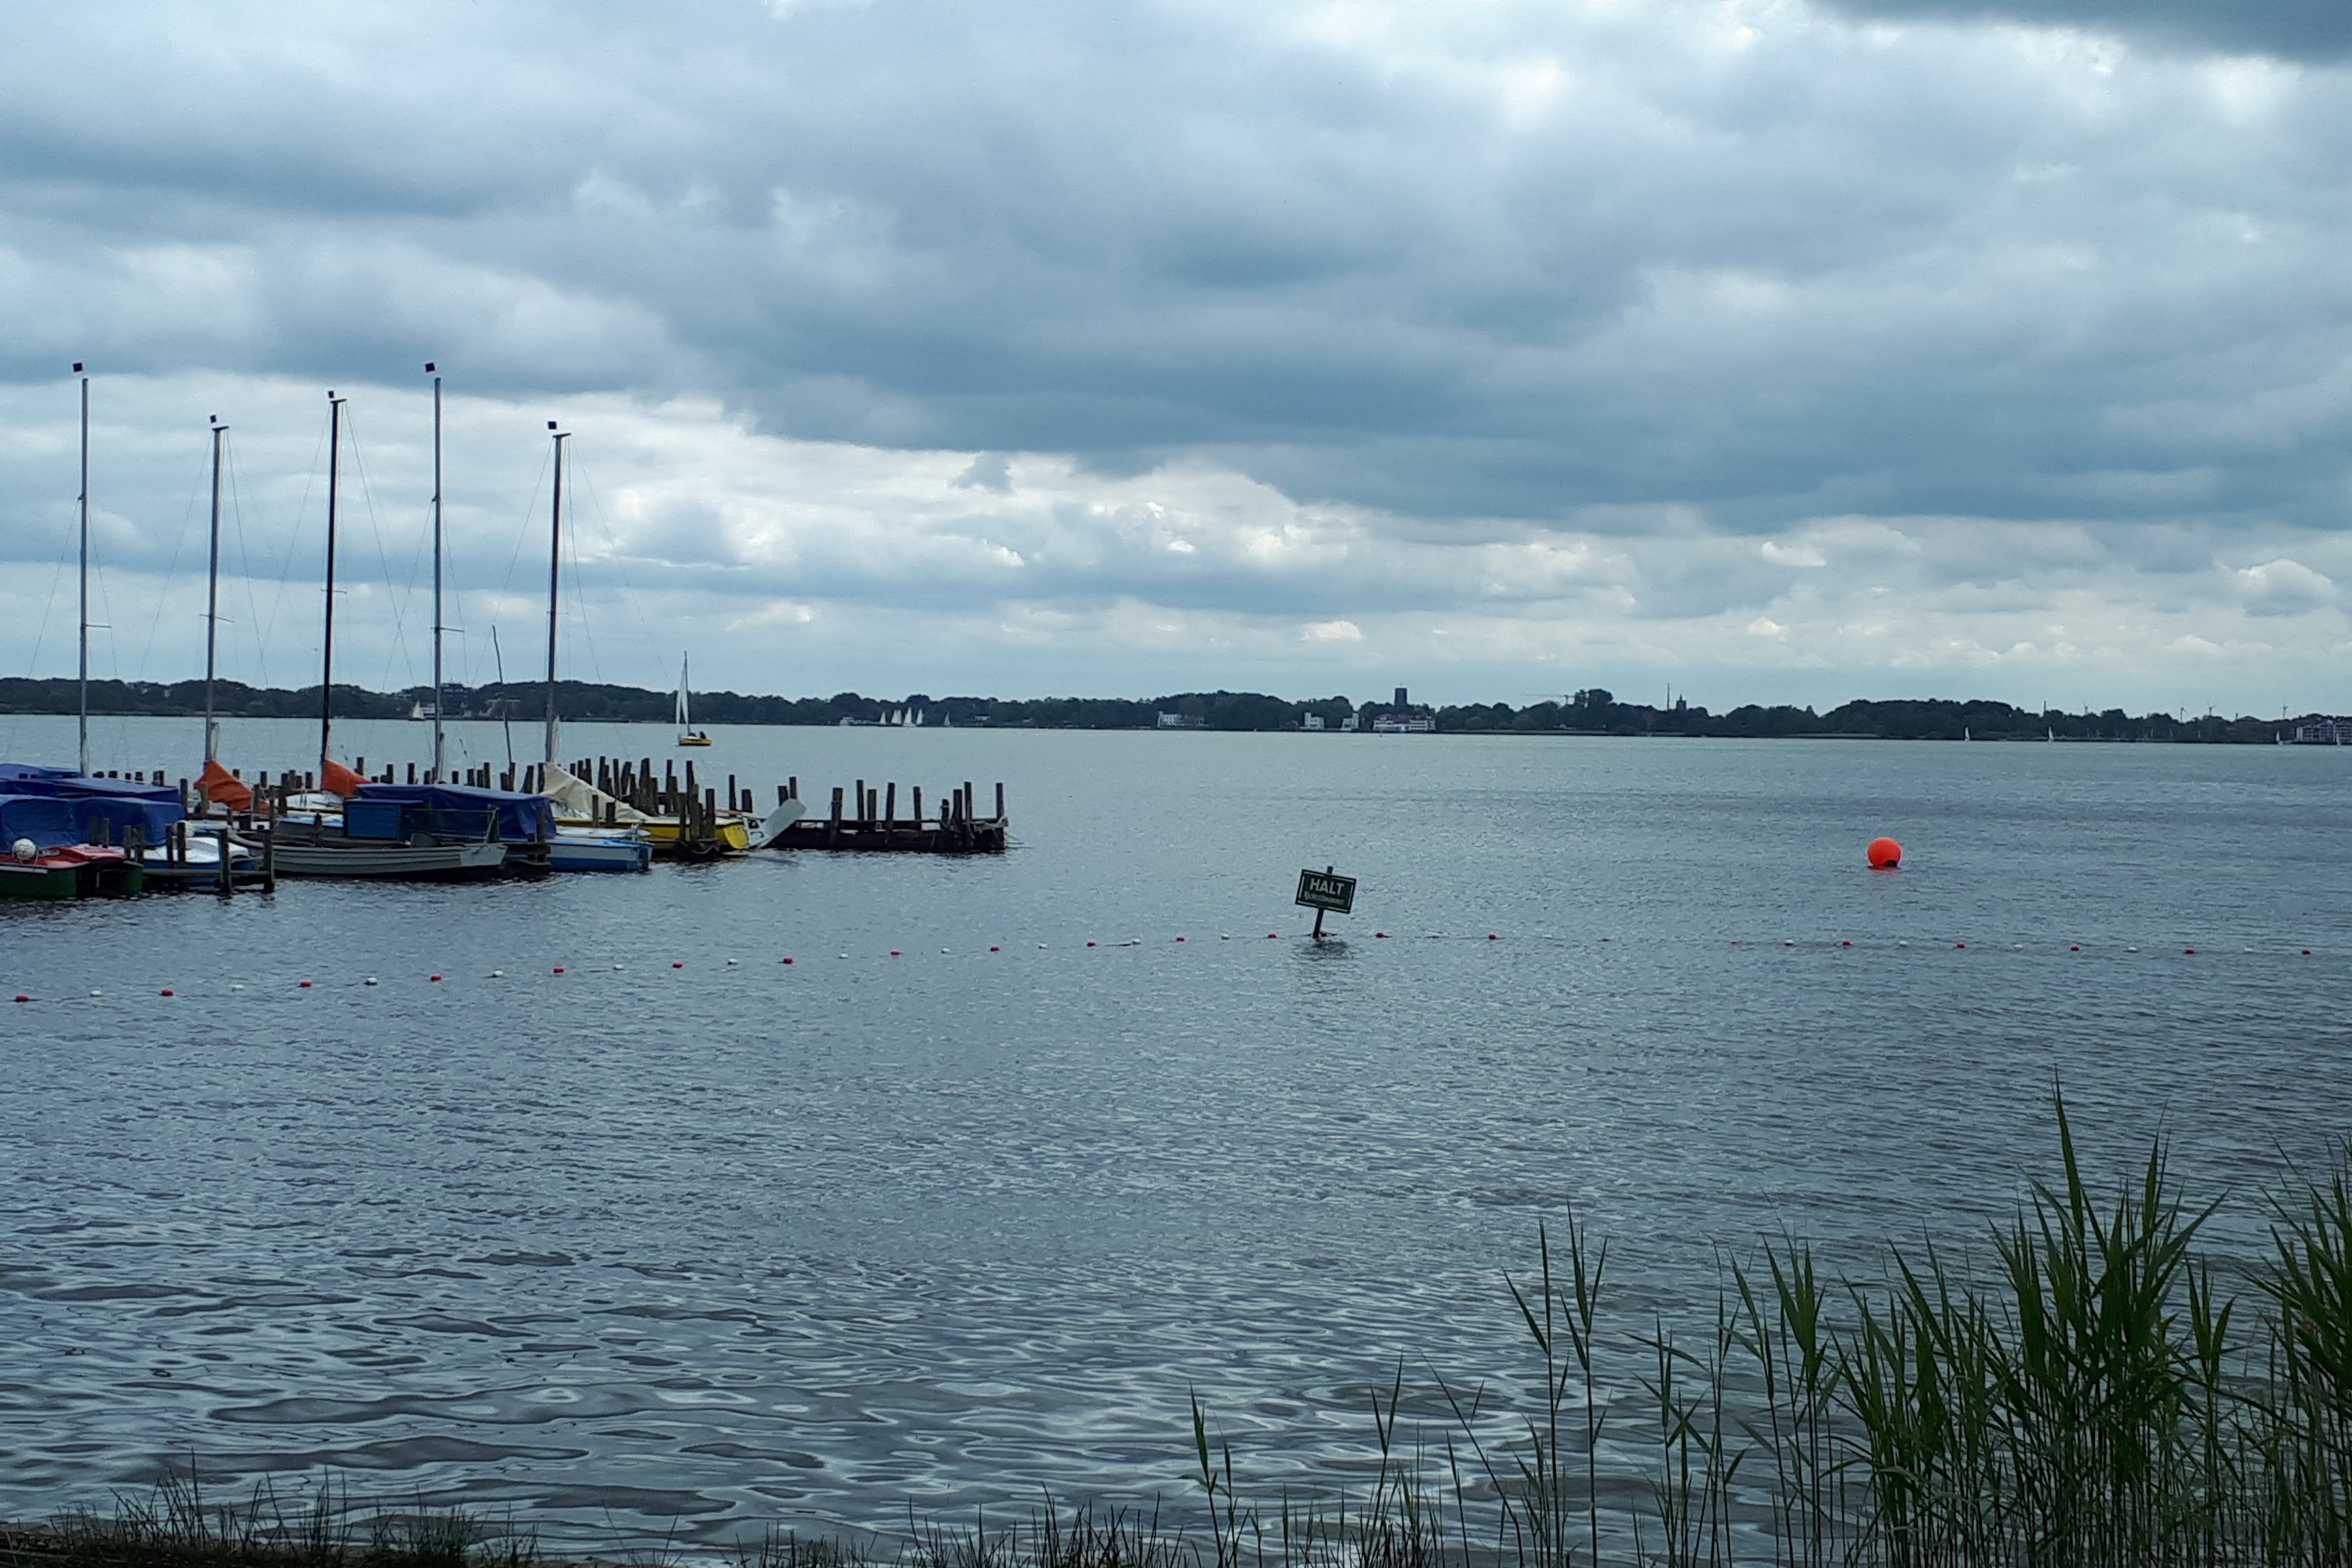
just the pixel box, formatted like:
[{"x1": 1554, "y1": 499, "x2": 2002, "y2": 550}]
[
  {"x1": 540, "y1": 763, "x2": 799, "y2": 857},
  {"x1": 641, "y1": 812, "x2": 749, "y2": 853}
]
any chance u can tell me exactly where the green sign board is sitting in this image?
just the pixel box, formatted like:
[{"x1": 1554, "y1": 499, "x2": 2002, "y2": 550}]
[{"x1": 1295, "y1": 868, "x2": 1356, "y2": 914}]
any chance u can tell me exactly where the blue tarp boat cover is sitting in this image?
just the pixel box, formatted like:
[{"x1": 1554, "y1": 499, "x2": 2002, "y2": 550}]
[
  {"x1": 0, "y1": 765, "x2": 185, "y2": 846},
  {"x1": 0, "y1": 796, "x2": 84, "y2": 850},
  {"x1": 351, "y1": 783, "x2": 557, "y2": 843}
]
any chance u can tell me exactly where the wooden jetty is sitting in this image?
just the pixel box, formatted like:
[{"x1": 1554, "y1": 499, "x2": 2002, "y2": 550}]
[
  {"x1": 147, "y1": 757, "x2": 1010, "y2": 863},
  {"x1": 556, "y1": 758, "x2": 1009, "y2": 855},
  {"x1": 771, "y1": 777, "x2": 1010, "y2": 854}
]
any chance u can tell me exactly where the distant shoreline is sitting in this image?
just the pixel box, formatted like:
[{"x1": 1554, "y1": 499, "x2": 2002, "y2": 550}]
[{"x1": 0, "y1": 676, "x2": 2340, "y2": 745}]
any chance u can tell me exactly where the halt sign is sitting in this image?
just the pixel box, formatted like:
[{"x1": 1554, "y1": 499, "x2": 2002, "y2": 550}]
[{"x1": 1295, "y1": 868, "x2": 1356, "y2": 914}]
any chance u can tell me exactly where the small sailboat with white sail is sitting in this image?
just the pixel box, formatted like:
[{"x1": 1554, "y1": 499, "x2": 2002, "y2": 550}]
[{"x1": 677, "y1": 655, "x2": 713, "y2": 746}]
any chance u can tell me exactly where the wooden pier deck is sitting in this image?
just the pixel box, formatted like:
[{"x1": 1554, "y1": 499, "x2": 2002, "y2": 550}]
[{"x1": 774, "y1": 779, "x2": 1009, "y2": 854}]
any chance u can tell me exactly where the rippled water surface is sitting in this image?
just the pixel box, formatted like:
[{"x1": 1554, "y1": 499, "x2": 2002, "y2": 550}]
[{"x1": 3, "y1": 716, "x2": 2348, "y2": 1543}]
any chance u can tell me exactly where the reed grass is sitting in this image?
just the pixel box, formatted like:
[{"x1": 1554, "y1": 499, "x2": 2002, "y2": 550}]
[{"x1": 13, "y1": 1096, "x2": 2347, "y2": 1568}]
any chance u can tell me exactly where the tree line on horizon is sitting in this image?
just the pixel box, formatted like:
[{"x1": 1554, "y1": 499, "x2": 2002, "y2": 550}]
[{"x1": 0, "y1": 676, "x2": 2335, "y2": 744}]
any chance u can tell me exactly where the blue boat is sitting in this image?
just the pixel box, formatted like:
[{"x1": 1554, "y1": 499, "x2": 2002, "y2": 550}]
[
  {"x1": 0, "y1": 765, "x2": 179, "y2": 897},
  {"x1": 349, "y1": 782, "x2": 649, "y2": 874}
]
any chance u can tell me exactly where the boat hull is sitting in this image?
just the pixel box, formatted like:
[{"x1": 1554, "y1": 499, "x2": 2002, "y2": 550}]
[
  {"x1": 560, "y1": 816, "x2": 752, "y2": 855},
  {"x1": 546, "y1": 834, "x2": 653, "y2": 872},
  {"x1": 0, "y1": 849, "x2": 144, "y2": 899},
  {"x1": 268, "y1": 838, "x2": 508, "y2": 880}
]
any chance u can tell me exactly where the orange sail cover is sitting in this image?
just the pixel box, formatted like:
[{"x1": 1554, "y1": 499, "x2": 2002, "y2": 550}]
[{"x1": 196, "y1": 760, "x2": 254, "y2": 812}]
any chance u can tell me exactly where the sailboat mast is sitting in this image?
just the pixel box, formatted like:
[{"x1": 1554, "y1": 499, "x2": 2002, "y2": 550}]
[
  {"x1": 679, "y1": 654, "x2": 690, "y2": 733},
  {"x1": 428, "y1": 364, "x2": 447, "y2": 783},
  {"x1": 203, "y1": 416, "x2": 225, "y2": 765},
  {"x1": 321, "y1": 391, "x2": 345, "y2": 775},
  {"x1": 544, "y1": 422, "x2": 566, "y2": 767},
  {"x1": 75, "y1": 363, "x2": 89, "y2": 776}
]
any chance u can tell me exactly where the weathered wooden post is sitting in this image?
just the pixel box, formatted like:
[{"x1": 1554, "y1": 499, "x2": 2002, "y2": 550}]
[{"x1": 828, "y1": 786, "x2": 844, "y2": 848}]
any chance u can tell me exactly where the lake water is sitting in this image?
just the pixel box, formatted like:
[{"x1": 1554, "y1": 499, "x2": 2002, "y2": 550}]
[{"x1": 2, "y1": 714, "x2": 2347, "y2": 1546}]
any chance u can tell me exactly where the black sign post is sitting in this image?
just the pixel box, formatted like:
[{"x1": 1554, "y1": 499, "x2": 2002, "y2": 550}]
[{"x1": 1295, "y1": 865, "x2": 1357, "y2": 940}]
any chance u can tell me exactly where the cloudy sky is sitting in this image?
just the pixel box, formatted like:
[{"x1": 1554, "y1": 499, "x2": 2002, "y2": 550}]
[{"x1": 3, "y1": 0, "x2": 2348, "y2": 711}]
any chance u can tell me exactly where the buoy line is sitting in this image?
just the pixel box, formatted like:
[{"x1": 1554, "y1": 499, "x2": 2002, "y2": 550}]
[{"x1": 4, "y1": 934, "x2": 2326, "y2": 1002}]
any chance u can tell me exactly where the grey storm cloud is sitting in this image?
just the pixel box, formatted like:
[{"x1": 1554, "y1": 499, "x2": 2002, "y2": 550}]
[
  {"x1": 1823, "y1": 0, "x2": 2352, "y2": 61},
  {"x1": 2, "y1": 0, "x2": 2348, "y2": 709},
  {"x1": 4, "y1": 0, "x2": 2345, "y2": 530}
]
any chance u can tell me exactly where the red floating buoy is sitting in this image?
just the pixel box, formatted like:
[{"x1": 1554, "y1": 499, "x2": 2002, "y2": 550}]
[
  {"x1": 1175, "y1": 935, "x2": 1186, "y2": 942},
  {"x1": 1487, "y1": 934, "x2": 1498, "y2": 941},
  {"x1": 2304, "y1": 949, "x2": 2314, "y2": 955},
  {"x1": 299, "y1": 980, "x2": 313, "y2": 988},
  {"x1": 671, "y1": 961, "x2": 683, "y2": 969},
  {"x1": 989, "y1": 946, "x2": 999, "y2": 952},
  {"x1": 1956, "y1": 942, "x2": 1967, "y2": 949},
  {"x1": 782, "y1": 956, "x2": 795, "y2": 964},
  {"x1": 1868, "y1": 836, "x2": 1902, "y2": 869},
  {"x1": 1375, "y1": 931, "x2": 1389, "y2": 938},
  {"x1": 2184, "y1": 947, "x2": 2196, "y2": 955},
  {"x1": 13, "y1": 994, "x2": 28, "y2": 1003},
  {"x1": 1841, "y1": 940, "x2": 1852, "y2": 947},
  {"x1": 430, "y1": 974, "x2": 442, "y2": 982},
  {"x1": 1267, "y1": 933, "x2": 1278, "y2": 939},
  {"x1": 160, "y1": 989, "x2": 174, "y2": 997},
  {"x1": 2070, "y1": 945, "x2": 2081, "y2": 952},
  {"x1": 1086, "y1": 941, "x2": 1097, "y2": 948},
  {"x1": 554, "y1": 966, "x2": 565, "y2": 974}
]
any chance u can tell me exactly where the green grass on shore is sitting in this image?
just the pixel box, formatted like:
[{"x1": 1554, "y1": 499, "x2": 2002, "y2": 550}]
[{"x1": 12, "y1": 1096, "x2": 2350, "y2": 1568}]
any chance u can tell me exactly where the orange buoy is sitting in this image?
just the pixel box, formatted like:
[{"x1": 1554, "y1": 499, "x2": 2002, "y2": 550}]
[{"x1": 1867, "y1": 836, "x2": 1902, "y2": 869}]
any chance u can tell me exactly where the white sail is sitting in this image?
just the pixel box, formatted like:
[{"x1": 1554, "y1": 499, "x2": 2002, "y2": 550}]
[
  {"x1": 541, "y1": 762, "x2": 651, "y2": 824},
  {"x1": 675, "y1": 655, "x2": 691, "y2": 729}
]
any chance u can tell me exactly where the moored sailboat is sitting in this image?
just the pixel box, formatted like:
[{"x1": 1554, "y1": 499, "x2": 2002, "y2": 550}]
[
  {"x1": 531, "y1": 419, "x2": 653, "y2": 871},
  {"x1": 268, "y1": 388, "x2": 507, "y2": 880}
]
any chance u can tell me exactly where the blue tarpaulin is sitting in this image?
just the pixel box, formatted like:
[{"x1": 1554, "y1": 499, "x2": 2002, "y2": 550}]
[
  {"x1": 0, "y1": 765, "x2": 185, "y2": 846},
  {"x1": 0, "y1": 796, "x2": 84, "y2": 850},
  {"x1": 350, "y1": 783, "x2": 556, "y2": 843}
]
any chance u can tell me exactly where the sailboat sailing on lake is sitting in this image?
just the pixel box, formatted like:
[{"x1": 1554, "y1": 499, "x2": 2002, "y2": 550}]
[{"x1": 677, "y1": 656, "x2": 713, "y2": 746}]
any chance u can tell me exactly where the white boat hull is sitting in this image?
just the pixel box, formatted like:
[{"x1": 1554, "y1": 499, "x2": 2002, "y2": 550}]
[
  {"x1": 268, "y1": 837, "x2": 508, "y2": 879},
  {"x1": 546, "y1": 832, "x2": 653, "y2": 872},
  {"x1": 751, "y1": 799, "x2": 806, "y2": 849}
]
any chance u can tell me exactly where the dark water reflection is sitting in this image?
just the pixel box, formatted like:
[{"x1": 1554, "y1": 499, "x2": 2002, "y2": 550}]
[{"x1": 2, "y1": 719, "x2": 2347, "y2": 1544}]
